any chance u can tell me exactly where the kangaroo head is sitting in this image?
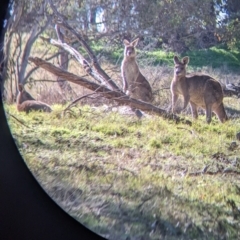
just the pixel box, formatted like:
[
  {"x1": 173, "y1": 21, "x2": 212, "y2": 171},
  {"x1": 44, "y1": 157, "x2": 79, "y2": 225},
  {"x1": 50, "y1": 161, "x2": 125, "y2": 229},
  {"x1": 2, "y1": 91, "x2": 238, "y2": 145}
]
[
  {"x1": 123, "y1": 38, "x2": 139, "y2": 58},
  {"x1": 17, "y1": 84, "x2": 35, "y2": 104},
  {"x1": 173, "y1": 56, "x2": 189, "y2": 77}
]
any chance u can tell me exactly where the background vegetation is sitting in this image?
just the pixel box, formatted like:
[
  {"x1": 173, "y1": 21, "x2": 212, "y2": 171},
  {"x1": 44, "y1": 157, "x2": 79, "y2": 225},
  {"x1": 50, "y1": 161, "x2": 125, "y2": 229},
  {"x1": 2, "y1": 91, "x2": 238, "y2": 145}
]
[{"x1": 2, "y1": 0, "x2": 240, "y2": 102}]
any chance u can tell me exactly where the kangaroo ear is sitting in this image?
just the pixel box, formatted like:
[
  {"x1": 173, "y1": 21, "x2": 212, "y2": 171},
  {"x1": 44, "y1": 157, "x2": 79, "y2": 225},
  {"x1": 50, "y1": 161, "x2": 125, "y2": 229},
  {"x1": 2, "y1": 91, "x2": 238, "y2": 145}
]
[
  {"x1": 182, "y1": 56, "x2": 189, "y2": 65},
  {"x1": 123, "y1": 39, "x2": 130, "y2": 46},
  {"x1": 18, "y1": 84, "x2": 24, "y2": 92},
  {"x1": 173, "y1": 56, "x2": 181, "y2": 64},
  {"x1": 131, "y1": 38, "x2": 139, "y2": 47}
]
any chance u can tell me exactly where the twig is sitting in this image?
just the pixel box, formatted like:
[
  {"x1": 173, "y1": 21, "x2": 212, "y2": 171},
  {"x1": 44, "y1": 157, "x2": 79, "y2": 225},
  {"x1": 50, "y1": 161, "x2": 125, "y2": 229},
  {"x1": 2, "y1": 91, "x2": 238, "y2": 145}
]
[
  {"x1": 156, "y1": 87, "x2": 170, "y2": 91},
  {"x1": 118, "y1": 166, "x2": 137, "y2": 176},
  {"x1": 137, "y1": 194, "x2": 158, "y2": 210},
  {"x1": 28, "y1": 79, "x2": 59, "y2": 83},
  {"x1": 63, "y1": 92, "x2": 98, "y2": 112},
  {"x1": 62, "y1": 109, "x2": 78, "y2": 118},
  {"x1": 7, "y1": 112, "x2": 30, "y2": 128},
  {"x1": 63, "y1": 83, "x2": 108, "y2": 113},
  {"x1": 93, "y1": 158, "x2": 138, "y2": 176},
  {"x1": 188, "y1": 169, "x2": 240, "y2": 176},
  {"x1": 177, "y1": 127, "x2": 203, "y2": 142}
]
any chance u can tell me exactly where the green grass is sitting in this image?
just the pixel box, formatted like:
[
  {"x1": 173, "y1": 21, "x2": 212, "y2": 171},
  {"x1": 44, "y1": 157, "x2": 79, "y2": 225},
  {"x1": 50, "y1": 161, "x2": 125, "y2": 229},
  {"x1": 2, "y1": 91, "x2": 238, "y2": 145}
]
[
  {"x1": 185, "y1": 46, "x2": 240, "y2": 70},
  {"x1": 4, "y1": 102, "x2": 240, "y2": 239},
  {"x1": 141, "y1": 46, "x2": 240, "y2": 72},
  {"x1": 90, "y1": 41, "x2": 240, "y2": 73}
]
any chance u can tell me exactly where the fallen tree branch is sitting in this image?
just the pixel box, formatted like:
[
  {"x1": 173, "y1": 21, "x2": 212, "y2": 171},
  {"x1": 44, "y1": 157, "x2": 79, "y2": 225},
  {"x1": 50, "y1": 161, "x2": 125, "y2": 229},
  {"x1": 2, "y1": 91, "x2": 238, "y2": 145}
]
[
  {"x1": 28, "y1": 57, "x2": 191, "y2": 124},
  {"x1": 24, "y1": 48, "x2": 60, "y2": 81},
  {"x1": 222, "y1": 83, "x2": 240, "y2": 98},
  {"x1": 48, "y1": 0, "x2": 120, "y2": 92},
  {"x1": 40, "y1": 36, "x2": 107, "y2": 86}
]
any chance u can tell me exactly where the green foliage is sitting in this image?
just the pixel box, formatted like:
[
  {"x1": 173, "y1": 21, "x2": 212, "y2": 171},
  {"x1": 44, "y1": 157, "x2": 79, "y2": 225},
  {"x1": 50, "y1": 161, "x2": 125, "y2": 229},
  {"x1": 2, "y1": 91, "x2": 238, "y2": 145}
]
[
  {"x1": 89, "y1": 40, "x2": 240, "y2": 72},
  {"x1": 148, "y1": 137, "x2": 162, "y2": 149},
  {"x1": 146, "y1": 46, "x2": 240, "y2": 71},
  {"x1": 184, "y1": 46, "x2": 240, "y2": 70},
  {"x1": 92, "y1": 123, "x2": 129, "y2": 136},
  {"x1": 221, "y1": 5, "x2": 240, "y2": 51}
]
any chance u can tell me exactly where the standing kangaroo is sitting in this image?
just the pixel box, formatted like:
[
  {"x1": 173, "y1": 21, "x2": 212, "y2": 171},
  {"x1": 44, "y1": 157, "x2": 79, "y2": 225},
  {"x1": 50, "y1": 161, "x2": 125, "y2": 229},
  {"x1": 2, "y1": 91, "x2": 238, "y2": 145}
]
[
  {"x1": 17, "y1": 84, "x2": 52, "y2": 113},
  {"x1": 171, "y1": 56, "x2": 228, "y2": 123},
  {"x1": 121, "y1": 38, "x2": 153, "y2": 117}
]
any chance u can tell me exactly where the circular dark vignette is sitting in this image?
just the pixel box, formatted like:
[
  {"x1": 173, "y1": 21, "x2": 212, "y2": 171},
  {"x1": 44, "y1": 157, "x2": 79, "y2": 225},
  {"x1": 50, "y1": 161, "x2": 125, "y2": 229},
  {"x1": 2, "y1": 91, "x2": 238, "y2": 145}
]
[{"x1": 0, "y1": 1, "x2": 105, "y2": 240}]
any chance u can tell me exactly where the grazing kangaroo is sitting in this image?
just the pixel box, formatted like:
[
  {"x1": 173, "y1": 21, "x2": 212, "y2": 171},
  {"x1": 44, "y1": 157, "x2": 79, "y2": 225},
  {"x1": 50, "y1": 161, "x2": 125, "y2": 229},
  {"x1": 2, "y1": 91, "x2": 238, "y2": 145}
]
[
  {"x1": 171, "y1": 56, "x2": 228, "y2": 123},
  {"x1": 17, "y1": 84, "x2": 52, "y2": 113},
  {"x1": 121, "y1": 38, "x2": 153, "y2": 117}
]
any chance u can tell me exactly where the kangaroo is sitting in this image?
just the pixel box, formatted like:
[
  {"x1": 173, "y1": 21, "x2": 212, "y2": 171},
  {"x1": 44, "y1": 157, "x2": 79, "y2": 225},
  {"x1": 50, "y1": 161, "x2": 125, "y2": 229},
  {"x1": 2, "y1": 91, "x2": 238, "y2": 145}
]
[
  {"x1": 121, "y1": 38, "x2": 153, "y2": 117},
  {"x1": 17, "y1": 84, "x2": 52, "y2": 113},
  {"x1": 121, "y1": 38, "x2": 152, "y2": 101},
  {"x1": 171, "y1": 56, "x2": 228, "y2": 123}
]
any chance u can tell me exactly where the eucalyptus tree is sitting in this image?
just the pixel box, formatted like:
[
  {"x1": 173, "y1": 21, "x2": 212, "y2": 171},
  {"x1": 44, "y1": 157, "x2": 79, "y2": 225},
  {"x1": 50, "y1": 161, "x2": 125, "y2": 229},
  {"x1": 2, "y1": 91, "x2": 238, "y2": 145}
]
[{"x1": 3, "y1": 0, "x2": 53, "y2": 101}]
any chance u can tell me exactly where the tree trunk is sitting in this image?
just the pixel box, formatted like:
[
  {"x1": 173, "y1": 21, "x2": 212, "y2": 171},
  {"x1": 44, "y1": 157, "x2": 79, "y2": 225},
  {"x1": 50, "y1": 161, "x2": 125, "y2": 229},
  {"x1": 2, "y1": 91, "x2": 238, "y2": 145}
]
[{"x1": 55, "y1": 24, "x2": 74, "y2": 96}]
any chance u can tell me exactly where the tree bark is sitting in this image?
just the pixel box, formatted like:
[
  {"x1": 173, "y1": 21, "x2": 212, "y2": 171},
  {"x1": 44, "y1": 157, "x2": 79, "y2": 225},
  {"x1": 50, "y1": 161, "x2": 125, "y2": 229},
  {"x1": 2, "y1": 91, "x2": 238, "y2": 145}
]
[
  {"x1": 55, "y1": 24, "x2": 74, "y2": 95},
  {"x1": 18, "y1": 18, "x2": 51, "y2": 85}
]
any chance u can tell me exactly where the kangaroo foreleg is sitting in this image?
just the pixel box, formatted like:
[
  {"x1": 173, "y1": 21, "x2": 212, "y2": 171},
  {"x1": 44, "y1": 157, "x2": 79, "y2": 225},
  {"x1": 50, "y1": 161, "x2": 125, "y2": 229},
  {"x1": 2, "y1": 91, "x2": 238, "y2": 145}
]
[
  {"x1": 122, "y1": 73, "x2": 128, "y2": 93},
  {"x1": 190, "y1": 101, "x2": 198, "y2": 119},
  {"x1": 182, "y1": 95, "x2": 190, "y2": 111},
  {"x1": 172, "y1": 94, "x2": 179, "y2": 114}
]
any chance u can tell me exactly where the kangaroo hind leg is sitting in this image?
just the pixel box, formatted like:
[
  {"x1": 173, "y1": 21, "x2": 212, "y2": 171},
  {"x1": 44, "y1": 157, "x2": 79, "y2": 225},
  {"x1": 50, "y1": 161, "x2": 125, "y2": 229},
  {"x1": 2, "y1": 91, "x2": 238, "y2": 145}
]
[
  {"x1": 190, "y1": 101, "x2": 198, "y2": 119},
  {"x1": 205, "y1": 103, "x2": 213, "y2": 124},
  {"x1": 214, "y1": 103, "x2": 228, "y2": 123}
]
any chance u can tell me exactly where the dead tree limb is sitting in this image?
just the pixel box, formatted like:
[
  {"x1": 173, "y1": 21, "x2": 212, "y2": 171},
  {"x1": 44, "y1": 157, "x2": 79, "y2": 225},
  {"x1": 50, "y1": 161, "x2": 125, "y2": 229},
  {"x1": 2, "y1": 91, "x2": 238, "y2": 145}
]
[
  {"x1": 54, "y1": 24, "x2": 74, "y2": 95},
  {"x1": 28, "y1": 57, "x2": 191, "y2": 125},
  {"x1": 222, "y1": 83, "x2": 240, "y2": 98},
  {"x1": 40, "y1": 36, "x2": 105, "y2": 86},
  {"x1": 25, "y1": 51, "x2": 62, "y2": 82},
  {"x1": 48, "y1": 0, "x2": 120, "y2": 92}
]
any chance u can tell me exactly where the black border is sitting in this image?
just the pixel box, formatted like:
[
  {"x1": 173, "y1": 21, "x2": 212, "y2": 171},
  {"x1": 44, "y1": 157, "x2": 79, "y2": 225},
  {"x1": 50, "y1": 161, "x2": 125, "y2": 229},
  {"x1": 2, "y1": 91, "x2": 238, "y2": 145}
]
[{"x1": 0, "y1": 2, "x2": 105, "y2": 239}]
